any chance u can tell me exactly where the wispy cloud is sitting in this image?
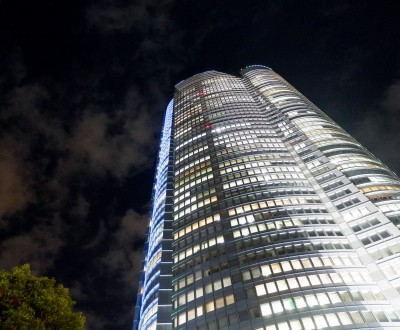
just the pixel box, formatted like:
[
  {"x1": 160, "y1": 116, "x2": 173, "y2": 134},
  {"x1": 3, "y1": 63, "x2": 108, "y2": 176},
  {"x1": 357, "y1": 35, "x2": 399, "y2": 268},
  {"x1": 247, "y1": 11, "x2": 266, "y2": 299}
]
[
  {"x1": 0, "y1": 224, "x2": 65, "y2": 274},
  {"x1": 0, "y1": 140, "x2": 34, "y2": 219},
  {"x1": 352, "y1": 78, "x2": 400, "y2": 174},
  {"x1": 87, "y1": 0, "x2": 173, "y2": 34},
  {"x1": 0, "y1": 46, "x2": 157, "y2": 328},
  {"x1": 381, "y1": 80, "x2": 400, "y2": 116}
]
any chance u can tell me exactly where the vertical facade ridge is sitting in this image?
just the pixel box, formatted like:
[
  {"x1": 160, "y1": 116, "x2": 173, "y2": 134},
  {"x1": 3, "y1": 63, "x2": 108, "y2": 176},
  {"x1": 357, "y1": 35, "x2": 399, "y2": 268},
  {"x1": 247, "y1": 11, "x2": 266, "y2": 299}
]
[{"x1": 135, "y1": 67, "x2": 400, "y2": 330}]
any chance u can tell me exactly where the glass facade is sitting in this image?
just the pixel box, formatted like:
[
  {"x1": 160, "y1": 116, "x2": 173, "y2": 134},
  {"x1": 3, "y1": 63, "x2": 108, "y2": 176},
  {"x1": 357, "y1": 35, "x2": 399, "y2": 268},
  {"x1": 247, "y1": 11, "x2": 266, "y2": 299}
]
[{"x1": 134, "y1": 66, "x2": 400, "y2": 330}]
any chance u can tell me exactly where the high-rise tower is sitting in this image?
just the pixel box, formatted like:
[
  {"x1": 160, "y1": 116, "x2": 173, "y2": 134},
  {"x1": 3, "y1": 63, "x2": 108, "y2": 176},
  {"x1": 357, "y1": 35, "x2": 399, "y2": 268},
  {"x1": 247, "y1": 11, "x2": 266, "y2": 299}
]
[{"x1": 134, "y1": 66, "x2": 400, "y2": 330}]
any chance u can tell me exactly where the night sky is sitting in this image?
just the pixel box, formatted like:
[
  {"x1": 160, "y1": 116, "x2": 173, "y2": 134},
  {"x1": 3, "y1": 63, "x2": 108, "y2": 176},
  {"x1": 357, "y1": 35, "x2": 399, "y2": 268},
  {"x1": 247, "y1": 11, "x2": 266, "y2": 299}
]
[{"x1": 1, "y1": 1, "x2": 400, "y2": 329}]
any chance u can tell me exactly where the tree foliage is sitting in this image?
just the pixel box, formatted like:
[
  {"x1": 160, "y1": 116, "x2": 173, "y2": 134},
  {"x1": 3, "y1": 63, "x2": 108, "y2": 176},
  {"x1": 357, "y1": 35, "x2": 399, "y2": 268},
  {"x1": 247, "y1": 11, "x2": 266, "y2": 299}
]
[{"x1": 0, "y1": 264, "x2": 85, "y2": 330}]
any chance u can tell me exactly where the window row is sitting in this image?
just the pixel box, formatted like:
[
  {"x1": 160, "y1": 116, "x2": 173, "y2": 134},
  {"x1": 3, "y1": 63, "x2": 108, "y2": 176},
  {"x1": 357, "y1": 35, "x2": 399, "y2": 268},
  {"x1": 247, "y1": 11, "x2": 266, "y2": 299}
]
[
  {"x1": 175, "y1": 224, "x2": 222, "y2": 249},
  {"x1": 314, "y1": 138, "x2": 361, "y2": 151},
  {"x1": 174, "y1": 187, "x2": 214, "y2": 206},
  {"x1": 280, "y1": 106, "x2": 310, "y2": 117},
  {"x1": 173, "y1": 195, "x2": 217, "y2": 218},
  {"x1": 205, "y1": 95, "x2": 254, "y2": 107},
  {"x1": 224, "y1": 181, "x2": 312, "y2": 199},
  {"x1": 225, "y1": 187, "x2": 316, "y2": 204},
  {"x1": 216, "y1": 144, "x2": 288, "y2": 157},
  {"x1": 214, "y1": 128, "x2": 276, "y2": 140},
  {"x1": 260, "y1": 309, "x2": 398, "y2": 330},
  {"x1": 377, "y1": 202, "x2": 400, "y2": 214},
  {"x1": 210, "y1": 122, "x2": 252, "y2": 134},
  {"x1": 361, "y1": 184, "x2": 400, "y2": 194},
  {"x1": 305, "y1": 159, "x2": 324, "y2": 169},
  {"x1": 329, "y1": 153, "x2": 383, "y2": 165},
  {"x1": 213, "y1": 132, "x2": 259, "y2": 143},
  {"x1": 222, "y1": 174, "x2": 306, "y2": 190},
  {"x1": 175, "y1": 125, "x2": 192, "y2": 140},
  {"x1": 173, "y1": 173, "x2": 214, "y2": 199},
  {"x1": 341, "y1": 206, "x2": 370, "y2": 221},
  {"x1": 336, "y1": 162, "x2": 387, "y2": 173},
  {"x1": 174, "y1": 188, "x2": 215, "y2": 210},
  {"x1": 193, "y1": 312, "x2": 238, "y2": 330},
  {"x1": 173, "y1": 206, "x2": 215, "y2": 229},
  {"x1": 300, "y1": 124, "x2": 344, "y2": 136},
  {"x1": 254, "y1": 271, "x2": 375, "y2": 298},
  {"x1": 309, "y1": 165, "x2": 331, "y2": 176},
  {"x1": 360, "y1": 230, "x2": 392, "y2": 246},
  {"x1": 173, "y1": 263, "x2": 230, "y2": 291},
  {"x1": 244, "y1": 207, "x2": 330, "y2": 228},
  {"x1": 175, "y1": 166, "x2": 212, "y2": 188},
  {"x1": 175, "y1": 106, "x2": 203, "y2": 126},
  {"x1": 231, "y1": 215, "x2": 335, "y2": 227},
  {"x1": 237, "y1": 240, "x2": 351, "y2": 266},
  {"x1": 141, "y1": 280, "x2": 159, "y2": 310},
  {"x1": 173, "y1": 276, "x2": 232, "y2": 308},
  {"x1": 233, "y1": 225, "x2": 343, "y2": 240},
  {"x1": 175, "y1": 138, "x2": 208, "y2": 158},
  {"x1": 175, "y1": 145, "x2": 209, "y2": 164},
  {"x1": 228, "y1": 197, "x2": 322, "y2": 216},
  {"x1": 327, "y1": 188, "x2": 352, "y2": 201},
  {"x1": 144, "y1": 251, "x2": 161, "y2": 274},
  {"x1": 243, "y1": 254, "x2": 362, "y2": 282},
  {"x1": 175, "y1": 132, "x2": 206, "y2": 151},
  {"x1": 139, "y1": 302, "x2": 158, "y2": 330},
  {"x1": 367, "y1": 192, "x2": 400, "y2": 202},
  {"x1": 175, "y1": 126, "x2": 207, "y2": 142},
  {"x1": 370, "y1": 242, "x2": 400, "y2": 261},
  {"x1": 173, "y1": 235, "x2": 224, "y2": 263},
  {"x1": 301, "y1": 153, "x2": 317, "y2": 163},
  {"x1": 334, "y1": 197, "x2": 361, "y2": 210},
  {"x1": 388, "y1": 214, "x2": 400, "y2": 227},
  {"x1": 175, "y1": 101, "x2": 202, "y2": 116},
  {"x1": 175, "y1": 114, "x2": 204, "y2": 132},
  {"x1": 201, "y1": 83, "x2": 245, "y2": 93},
  {"x1": 173, "y1": 213, "x2": 220, "y2": 240},
  {"x1": 380, "y1": 261, "x2": 400, "y2": 279},
  {"x1": 315, "y1": 172, "x2": 337, "y2": 184},
  {"x1": 176, "y1": 156, "x2": 210, "y2": 177},
  {"x1": 147, "y1": 223, "x2": 164, "y2": 254},
  {"x1": 217, "y1": 153, "x2": 283, "y2": 169},
  {"x1": 223, "y1": 167, "x2": 303, "y2": 182},
  {"x1": 219, "y1": 139, "x2": 281, "y2": 149},
  {"x1": 261, "y1": 289, "x2": 386, "y2": 320},
  {"x1": 217, "y1": 140, "x2": 284, "y2": 150},
  {"x1": 220, "y1": 163, "x2": 300, "y2": 176},
  {"x1": 293, "y1": 116, "x2": 334, "y2": 129},
  {"x1": 172, "y1": 245, "x2": 226, "y2": 275},
  {"x1": 350, "y1": 217, "x2": 380, "y2": 232},
  {"x1": 352, "y1": 175, "x2": 396, "y2": 186},
  {"x1": 174, "y1": 294, "x2": 235, "y2": 327},
  {"x1": 235, "y1": 231, "x2": 348, "y2": 251},
  {"x1": 214, "y1": 134, "x2": 280, "y2": 145}
]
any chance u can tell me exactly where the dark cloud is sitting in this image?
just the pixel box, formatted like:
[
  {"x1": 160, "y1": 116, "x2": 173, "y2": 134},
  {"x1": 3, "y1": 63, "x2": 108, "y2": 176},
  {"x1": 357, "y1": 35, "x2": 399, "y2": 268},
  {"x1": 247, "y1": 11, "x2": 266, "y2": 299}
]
[
  {"x1": 87, "y1": 0, "x2": 173, "y2": 35},
  {"x1": 351, "y1": 77, "x2": 400, "y2": 175},
  {"x1": 0, "y1": 45, "x2": 157, "y2": 328},
  {"x1": 1, "y1": 1, "x2": 400, "y2": 329},
  {"x1": 67, "y1": 209, "x2": 148, "y2": 329},
  {"x1": 382, "y1": 80, "x2": 400, "y2": 115},
  {"x1": 0, "y1": 139, "x2": 34, "y2": 219},
  {"x1": 87, "y1": 4, "x2": 143, "y2": 33},
  {"x1": 0, "y1": 223, "x2": 64, "y2": 274},
  {"x1": 67, "y1": 92, "x2": 155, "y2": 178}
]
